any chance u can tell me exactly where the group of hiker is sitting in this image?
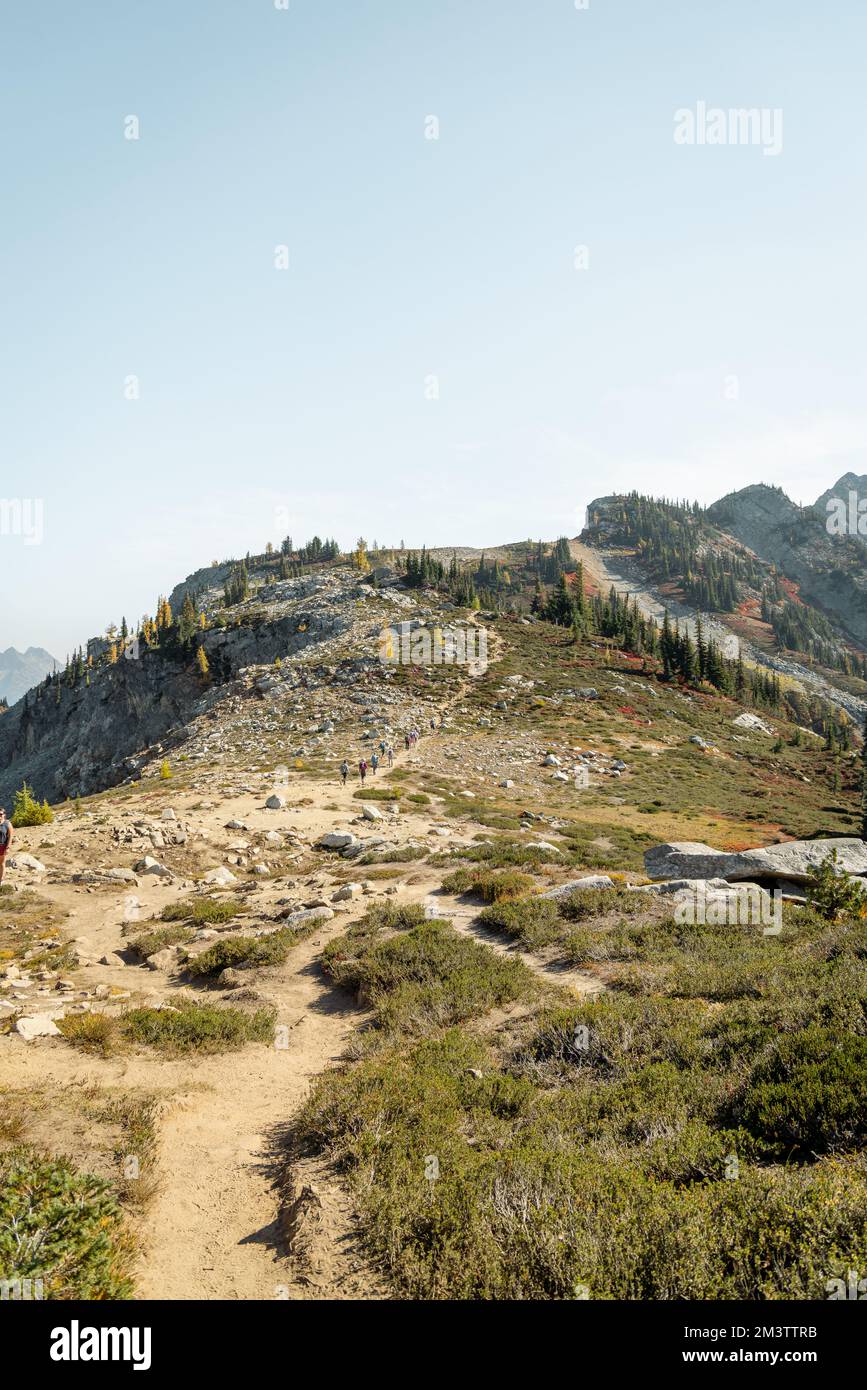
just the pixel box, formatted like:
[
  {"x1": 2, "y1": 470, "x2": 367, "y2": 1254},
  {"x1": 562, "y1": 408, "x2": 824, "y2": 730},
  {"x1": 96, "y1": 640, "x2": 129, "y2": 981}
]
[
  {"x1": 339, "y1": 718, "x2": 440, "y2": 787},
  {"x1": 341, "y1": 748, "x2": 393, "y2": 786}
]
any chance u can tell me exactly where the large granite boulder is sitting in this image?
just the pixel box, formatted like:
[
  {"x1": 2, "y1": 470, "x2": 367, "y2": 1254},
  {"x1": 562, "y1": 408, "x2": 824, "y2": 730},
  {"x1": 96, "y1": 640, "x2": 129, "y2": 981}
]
[{"x1": 645, "y1": 838, "x2": 867, "y2": 886}]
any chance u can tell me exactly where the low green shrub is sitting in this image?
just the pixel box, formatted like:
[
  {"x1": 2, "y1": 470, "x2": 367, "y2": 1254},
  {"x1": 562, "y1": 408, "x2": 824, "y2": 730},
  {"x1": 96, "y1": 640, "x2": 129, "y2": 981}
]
[
  {"x1": 297, "y1": 1029, "x2": 867, "y2": 1299},
  {"x1": 441, "y1": 867, "x2": 536, "y2": 903},
  {"x1": 129, "y1": 925, "x2": 195, "y2": 959},
  {"x1": 557, "y1": 887, "x2": 642, "y2": 922},
  {"x1": 323, "y1": 920, "x2": 537, "y2": 1035},
  {"x1": 736, "y1": 1026, "x2": 867, "y2": 1158},
  {"x1": 0, "y1": 1146, "x2": 133, "y2": 1298},
  {"x1": 479, "y1": 896, "x2": 561, "y2": 950},
  {"x1": 121, "y1": 1001, "x2": 276, "y2": 1053},
  {"x1": 183, "y1": 927, "x2": 300, "y2": 977},
  {"x1": 161, "y1": 897, "x2": 248, "y2": 925}
]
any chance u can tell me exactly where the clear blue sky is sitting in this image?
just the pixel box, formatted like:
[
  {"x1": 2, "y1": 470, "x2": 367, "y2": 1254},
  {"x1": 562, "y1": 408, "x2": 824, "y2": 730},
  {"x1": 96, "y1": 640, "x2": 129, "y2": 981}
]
[{"x1": 3, "y1": 0, "x2": 866, "y2": 657}]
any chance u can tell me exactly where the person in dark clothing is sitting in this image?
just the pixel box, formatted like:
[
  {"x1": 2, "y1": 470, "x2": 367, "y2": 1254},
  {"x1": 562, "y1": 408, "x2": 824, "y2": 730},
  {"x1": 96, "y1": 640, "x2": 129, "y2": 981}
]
[{"x1": 0, "y1": 809, "x2": 13, "y2": 888}]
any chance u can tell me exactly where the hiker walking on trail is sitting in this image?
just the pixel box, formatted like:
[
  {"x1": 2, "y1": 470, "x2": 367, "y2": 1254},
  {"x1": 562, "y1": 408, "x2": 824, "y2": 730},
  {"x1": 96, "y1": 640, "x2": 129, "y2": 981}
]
[
  {"x1": 371, "y1": 752, "x2": 379, "y2": 775},
  {"x1": 359, "y1": 758, "x2": 368, "y2": 785},
  {"x1": 405, "y1": 733, "x2": 410, "y2": 751},
  {"x1": 340, "y1": 759, "x2": 349, "y2": 786},
  {"x1": 0, "y1": 809, "x2": 12, "y2": 886},
  {"x1": 430, "y1": 717, "x2": 436, "y2": 731},
  {"x1": 387, "y1": 745, "x2": 394, "y2": 767},
  {"x1": 379, "y1": 740, "x2": 386, "y2": 758}
]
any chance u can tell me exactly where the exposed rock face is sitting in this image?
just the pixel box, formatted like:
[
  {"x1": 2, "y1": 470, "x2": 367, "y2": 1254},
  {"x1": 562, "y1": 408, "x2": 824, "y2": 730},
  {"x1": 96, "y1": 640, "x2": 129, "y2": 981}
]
[
  {"x1": 706, "y1": 483, "x2": 798, "y2": 550},
  {"x1": 0, "y1": 644, "x2": 210, "y2": 807},
  {"x1": 732, "y1": 712, "x2": 774, "y2": 735},
  {"x1": 707, "y1": 482, "x2": 867, "y2": 648},
  {"x1": 645, "y1": 838, "x2": 867, "y2": 886},
  {"x1": 814, "y1": 473, "x2": 867, "y2": 539},
  {"x1": 0, "y1": 572, "x2": 359, "y2": 806}
]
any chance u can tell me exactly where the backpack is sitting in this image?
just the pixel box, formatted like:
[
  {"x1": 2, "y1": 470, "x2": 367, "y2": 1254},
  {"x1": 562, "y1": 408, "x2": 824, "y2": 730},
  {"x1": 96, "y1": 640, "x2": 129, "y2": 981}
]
[{"x1": 0, "y1": 822, "x2": 10, "y2": 848}]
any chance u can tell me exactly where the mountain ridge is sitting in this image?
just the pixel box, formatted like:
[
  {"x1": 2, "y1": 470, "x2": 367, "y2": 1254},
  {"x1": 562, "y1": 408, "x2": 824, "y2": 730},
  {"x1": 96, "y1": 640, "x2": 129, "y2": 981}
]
[{"x1": 0, "y1": 646, "x2": 59, "y2": 707}]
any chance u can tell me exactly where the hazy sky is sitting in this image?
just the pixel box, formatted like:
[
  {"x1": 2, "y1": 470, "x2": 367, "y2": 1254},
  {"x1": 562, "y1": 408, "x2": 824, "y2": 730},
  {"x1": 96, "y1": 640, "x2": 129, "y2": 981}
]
[{"x1": 3, "y1": 0, "x2": 866, "y2": 657}]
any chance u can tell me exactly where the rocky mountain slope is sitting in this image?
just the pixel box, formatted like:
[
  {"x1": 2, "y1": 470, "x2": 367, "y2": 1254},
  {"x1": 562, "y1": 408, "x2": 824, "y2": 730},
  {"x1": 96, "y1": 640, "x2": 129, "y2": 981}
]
[
  {"x1": 581, "y1": 485, "x2": 867, "y2": 724},
  {"x1": 2, "y1": 573, "x2": 865, "y2": 1301},
  {"x1": 0, "y1": 563, "x2": 479, "y2": 807},
  {"x1": 707, "y1": 481, "x2": 867, "y2": 649}
]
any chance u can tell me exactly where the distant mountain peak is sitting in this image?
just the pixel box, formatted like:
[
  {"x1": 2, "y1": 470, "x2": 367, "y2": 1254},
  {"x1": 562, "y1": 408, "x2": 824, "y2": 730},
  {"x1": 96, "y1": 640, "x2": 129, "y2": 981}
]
[
  {"x1": 815, "y1": 473, "x2": 867, "y2": 512},
  {"x1": 0, "y1": 647, "x2": 60, "y2": 707}
]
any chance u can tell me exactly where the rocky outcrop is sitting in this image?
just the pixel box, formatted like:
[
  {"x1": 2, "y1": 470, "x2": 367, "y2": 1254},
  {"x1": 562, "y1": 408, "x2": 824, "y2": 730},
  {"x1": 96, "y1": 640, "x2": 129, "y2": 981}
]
[
  {"x1": 645, "y1": 838, "x2": 867, "y2": 887},
  {"x1": 0, "y1": 650, "x2": 200, "y2": 806},
  {"x1": 814, "y1": 473, "x2": 867, "y2": 539},
  {"x1": 0, "y1": 573, "x2": 360, "y2": 805},
  {"x1": 707, "y1": 482, "x2": 867, "y2": 649}
]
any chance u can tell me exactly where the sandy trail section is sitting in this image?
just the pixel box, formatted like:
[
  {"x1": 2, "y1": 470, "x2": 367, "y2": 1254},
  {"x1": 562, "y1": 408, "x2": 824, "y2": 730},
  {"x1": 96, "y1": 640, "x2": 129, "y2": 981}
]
[{"x1": 0, "y1": 916, "x2": 372, "y2": 1300}]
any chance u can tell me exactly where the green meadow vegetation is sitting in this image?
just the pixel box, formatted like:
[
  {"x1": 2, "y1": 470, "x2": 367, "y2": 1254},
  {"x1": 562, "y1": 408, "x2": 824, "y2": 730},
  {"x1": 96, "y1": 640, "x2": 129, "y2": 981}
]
[
  {"x1": 295, "y1": 887, "x2": 867, "y2": 1299},
  {"x1": 58, "y1": 1001, "x2": 276, "y2": 1056}
]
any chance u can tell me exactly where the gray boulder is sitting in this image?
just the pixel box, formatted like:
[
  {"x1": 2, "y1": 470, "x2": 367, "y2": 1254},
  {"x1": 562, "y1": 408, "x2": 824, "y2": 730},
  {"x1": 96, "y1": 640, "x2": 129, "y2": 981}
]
[
  {"x1": 9, "y1": 853, "x2": 46, "y2": 873},
  {"x1": 135, "y1": 855, "x2": 172, "y2": 878},
  {"x1": 15, "y1": 1013, "x2": 62, "y2": 1039},
  {"x1": 203, "y1": 866, "x2": 237, "y2": 886},
  {"x1": 629, "y1": 877, "x2": 732, "y2": 895},
  {"x1": 280, "y1": 906, "x2": 334, "y2": 929},
  {"x1": 541, "y1": 875, "x2": 615, "y2": 898},
  {"x1": 317, "y1": 832, "x2": 357, "y2": 850},
  {"x1": 645, "y1": 838, "x2": 867, "y2": 886}
]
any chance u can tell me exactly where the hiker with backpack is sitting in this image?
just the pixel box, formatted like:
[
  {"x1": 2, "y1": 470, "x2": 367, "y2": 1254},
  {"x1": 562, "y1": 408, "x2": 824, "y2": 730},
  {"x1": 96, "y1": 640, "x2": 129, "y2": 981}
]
[
  {"x1": 340, "y1": 759, "x2": 349, "y2": 786},
  {"x1": 371, "y1": 752, "x2": 379, "y2": 775},
  {"x1": 359, "y1": 759, "x2": 368, "y2": 785},
  {"x1": 0, "y1": 809, "x2": 12, "y2": 887}
]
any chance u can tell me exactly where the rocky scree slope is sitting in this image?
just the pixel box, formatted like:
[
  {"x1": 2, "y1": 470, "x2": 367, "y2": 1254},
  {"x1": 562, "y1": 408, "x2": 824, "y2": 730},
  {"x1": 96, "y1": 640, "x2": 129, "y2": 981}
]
[{"x1": 0, "y1": 567, "x2": 481, "y2": 806}]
